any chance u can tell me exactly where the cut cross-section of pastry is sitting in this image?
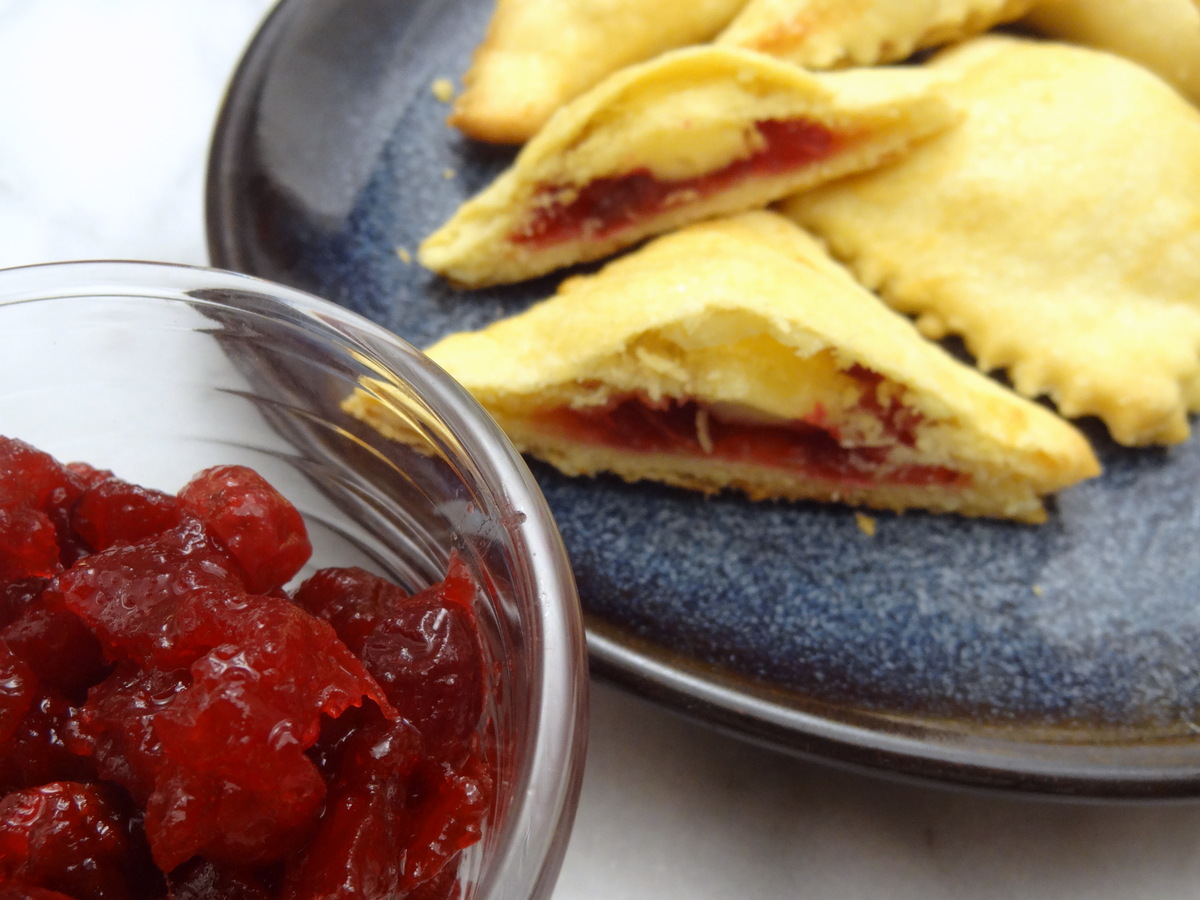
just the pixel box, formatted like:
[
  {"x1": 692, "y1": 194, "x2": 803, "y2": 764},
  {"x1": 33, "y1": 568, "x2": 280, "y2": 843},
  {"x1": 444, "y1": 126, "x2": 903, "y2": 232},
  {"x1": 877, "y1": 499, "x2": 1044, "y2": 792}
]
[
  {"x1": 1020, "y1": 0, "x2": 1200, "y2": 107},
  {"x1": 400, "y1": 212, "x2": 1100, "y2": 522},
  {"x1": 716, "y1": 0, "x2": 1036, "y2": 68},
  {"x1": 782, "y1": 35, "x2": 1200, "y2": 447},
  {"x1": 449, "y1": 0, "x2": 750, "y2": 144},
  {"x1": 419, "y1": 46, "x2": 958, "y2": 288}
]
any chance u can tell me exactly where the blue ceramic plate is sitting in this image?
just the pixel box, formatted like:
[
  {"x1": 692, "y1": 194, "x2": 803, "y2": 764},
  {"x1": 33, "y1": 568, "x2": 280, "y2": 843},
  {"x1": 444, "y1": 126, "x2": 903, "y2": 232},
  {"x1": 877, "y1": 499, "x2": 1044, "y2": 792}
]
[{"x1": 207, "y1": 0, "x2": 1200, "y2": 797}]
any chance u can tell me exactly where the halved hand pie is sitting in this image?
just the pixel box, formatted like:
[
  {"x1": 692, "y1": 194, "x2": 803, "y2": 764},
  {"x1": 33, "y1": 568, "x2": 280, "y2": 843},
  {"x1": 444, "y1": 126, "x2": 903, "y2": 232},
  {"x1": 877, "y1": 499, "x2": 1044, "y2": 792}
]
[
  {"x1": 784, "y1": 36, "x2": 1200, "y2": 447},
  {"x1": 716, "y1": 0, "x2": 1035, "y2": 68},
  {"x1": 419, "y1": 46, "x2": 957, "y2": 288},
  {"x1": 398, "y1": 212, "x2": 1099, "y2": 522},
  {"x1": 449, "y1": 0, "x2": 749, "y2": 144},
  {"x1": 1021, "y1": 0, "x2": 1200, "y2": 106}
]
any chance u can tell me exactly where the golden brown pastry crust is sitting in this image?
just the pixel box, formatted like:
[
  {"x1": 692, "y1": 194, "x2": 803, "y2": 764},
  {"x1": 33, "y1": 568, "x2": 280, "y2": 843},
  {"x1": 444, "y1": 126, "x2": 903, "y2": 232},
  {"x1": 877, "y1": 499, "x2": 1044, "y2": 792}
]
[
  {"x1": 420, "y1": 45, "x2": 957, "y2": 288},
  {"x1": 783, "y1": 36, "x2": 1200, "y2": 447},
  {"x1": 1021, "y1": 0, "x2": 1200, "y2": 107},
  {"x1": 450, "y1": 0, "x2": 749, "y2": 144},
  {"x1": 717, "y1": 0, "x2": 1036, "y2": 67},
  {"x1": 396, "y1": 212, "x2": 1099, "y2": 522}
]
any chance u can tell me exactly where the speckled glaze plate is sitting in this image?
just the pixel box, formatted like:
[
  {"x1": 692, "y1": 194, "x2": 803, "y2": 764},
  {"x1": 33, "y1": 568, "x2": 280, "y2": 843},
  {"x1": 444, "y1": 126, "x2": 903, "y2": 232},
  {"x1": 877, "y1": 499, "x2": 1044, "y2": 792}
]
[{"x1": 207, "y1": 0, "x2": 1200, "y2": 797}]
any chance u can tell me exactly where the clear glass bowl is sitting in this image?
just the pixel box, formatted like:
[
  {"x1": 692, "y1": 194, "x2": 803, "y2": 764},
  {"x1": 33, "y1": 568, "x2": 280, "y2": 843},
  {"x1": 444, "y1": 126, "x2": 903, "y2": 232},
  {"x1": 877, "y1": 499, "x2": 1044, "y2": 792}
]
[{"x1": 0, "y1": 259, "x2": 588, "y2": 899}]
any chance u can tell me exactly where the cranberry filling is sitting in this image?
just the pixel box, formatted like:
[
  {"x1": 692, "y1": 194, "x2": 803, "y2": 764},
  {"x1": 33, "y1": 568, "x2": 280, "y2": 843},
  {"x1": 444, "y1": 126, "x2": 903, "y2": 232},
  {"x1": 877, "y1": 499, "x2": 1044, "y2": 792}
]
[
  {"x1": 533, "y1": 368, "x2": 968, "y2": 489},
  {"x1": 511, "y1": 118, "x2": 842, "y2": 248},
  {"x1": 0, "y1": 437, "x2": 494, "y2": 899}
]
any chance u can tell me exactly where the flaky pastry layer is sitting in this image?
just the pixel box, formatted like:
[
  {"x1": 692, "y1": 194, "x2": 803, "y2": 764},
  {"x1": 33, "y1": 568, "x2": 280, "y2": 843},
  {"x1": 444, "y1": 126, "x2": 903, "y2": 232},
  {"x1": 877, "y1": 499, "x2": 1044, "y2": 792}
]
[
  {"x1": 1021, "y1": 0, "x2": 1200, "y2": 107},
  {"x1": 450, "y1": 0, "x2": 748, "y2": 144},
  {"x1": 784, "y1": 36, "x2": 1200, "y2": 446},
  {"x1": 717, "y1": 0, "x2": 1035, "y2": 68},
  {"x1": 420, "y1": 45, "x2": 957, "y2": 288},
  {"x1": 409, "y1": 212, "x2": 1101, "y2": 522}
]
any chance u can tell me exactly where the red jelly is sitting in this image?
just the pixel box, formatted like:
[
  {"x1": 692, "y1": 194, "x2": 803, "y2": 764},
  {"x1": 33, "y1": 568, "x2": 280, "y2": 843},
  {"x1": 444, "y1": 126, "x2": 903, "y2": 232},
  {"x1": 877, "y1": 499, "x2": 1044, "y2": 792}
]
[
  {"x1": 178, "y1": 466, "x2": 311, "y2": 596},
  {"x1": 71, "y1": 477, "x2": 184, "y2": 554},
  {"x1": 533, "y1": 369, "x2": 968, "y2": 490},
  {"x1": 0, "y1": 640, "x2": 34, "y2": 745},
  {"x1": 510, "y1": 117, "x2": 842, "y2": 248},
  {"x1": 0, "y1": 781, "x2": 151, "y2": 900},
  {"x1": 0, "y1": 437, "x2": 494, "y2": 899}
]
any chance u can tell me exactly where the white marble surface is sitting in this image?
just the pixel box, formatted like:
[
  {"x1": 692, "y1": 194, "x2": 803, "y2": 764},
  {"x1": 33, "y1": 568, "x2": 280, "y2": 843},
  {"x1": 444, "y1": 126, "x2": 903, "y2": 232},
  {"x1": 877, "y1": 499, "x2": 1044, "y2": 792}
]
[{"x1": 4, "y1": 2, "x2": 1200, "y2": 898}]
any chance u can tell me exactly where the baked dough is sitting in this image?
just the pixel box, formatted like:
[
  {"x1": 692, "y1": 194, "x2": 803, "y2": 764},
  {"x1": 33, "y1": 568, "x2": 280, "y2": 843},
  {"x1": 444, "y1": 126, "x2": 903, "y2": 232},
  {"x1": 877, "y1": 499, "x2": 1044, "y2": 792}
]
[
  {"x1": 783, "y1": 36, "x2": 1200, "y2": 447},
  {"x1": 1021, "y1": 0, "x2": 1200, "y2": 107},
  {"x1": 420, "y1": 46, "x2": 957, "y2": 288},
  {"x1": 449, "y1": 0, "x2": 749, "y2": 144},
  {"x1": 394, "y1": 212, "x2": 1099, "y2": 522},
  {"x1": 716, "y1": 0, "x2": 1035, "y2": 68}
]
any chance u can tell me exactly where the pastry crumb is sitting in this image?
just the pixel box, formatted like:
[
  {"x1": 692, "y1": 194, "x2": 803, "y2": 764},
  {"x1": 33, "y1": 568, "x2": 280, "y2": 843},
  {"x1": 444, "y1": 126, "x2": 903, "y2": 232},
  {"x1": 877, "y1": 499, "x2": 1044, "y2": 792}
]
[
  {"x1": 1031, "y1": 583, "x2": 1044, "y2": 596},
  {"x1": 396, "y1": 247, "x2": 413, "y2": 264},
  {"x1": 442, "y1": 168, "x2": 457, "y2": 180},
  {"x1": 855, "y1": 512, "x2": 877, "y2": 536},
  {"x1": 431, "y1": 77, "x2": 456, "y2": 102},
  {"x1": 694, "y1": 407, "x2": 713, "y2": 454}
]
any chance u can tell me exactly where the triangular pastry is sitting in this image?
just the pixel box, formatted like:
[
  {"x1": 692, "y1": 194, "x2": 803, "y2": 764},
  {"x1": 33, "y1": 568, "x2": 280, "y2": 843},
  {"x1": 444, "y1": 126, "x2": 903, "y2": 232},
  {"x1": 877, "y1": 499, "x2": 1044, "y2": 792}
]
[
  {"x1": 1021, "y1": 0, "x2": 1200, "y2": 107},
  {"x1": 419, "y1": 46, "x2": 957, "y2": 288},
  {"x1": 716, "y1": 0, "x2": 1035, "y2": 68},
  {"x1": 403, "y1": 212, "x2": 1100, "y2": 523},
  {"x1": 783, "y1": 36, "x2": 1200, "y2": 447},
  {"x1": 449, "y1": 0, "x2": 750, "y2": 144}
]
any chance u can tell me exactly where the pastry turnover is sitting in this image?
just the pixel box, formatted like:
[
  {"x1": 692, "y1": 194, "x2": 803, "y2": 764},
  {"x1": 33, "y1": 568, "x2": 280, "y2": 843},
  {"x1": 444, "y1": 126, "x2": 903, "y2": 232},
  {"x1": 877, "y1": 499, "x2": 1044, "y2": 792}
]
[
  {"x1": 783, "y1": 36, "x2": 1200, "y2": 447},
  {"x1": 419, "y1": 46, "x2": 957, "y2": 288},
  {"x1": 716, "y1": 0, "x2": 1035, "y2": 68},
  {"x1": 393, "y1": 213, "x2": 1099, "y2": 522},
  {"x1": 449, "y1": 0, "x2": 749, "y2": 144},
  {"x1": 1021, "y1": 0, "x2": 1200, "y2": 106}
]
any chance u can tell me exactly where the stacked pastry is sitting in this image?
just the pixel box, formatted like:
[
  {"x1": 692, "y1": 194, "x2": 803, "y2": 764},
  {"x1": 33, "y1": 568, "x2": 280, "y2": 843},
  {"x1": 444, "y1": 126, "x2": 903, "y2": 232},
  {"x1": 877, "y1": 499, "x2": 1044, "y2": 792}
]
[{"x1": 374, "y1": 0, "x2": 1200, "y2": 522}]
